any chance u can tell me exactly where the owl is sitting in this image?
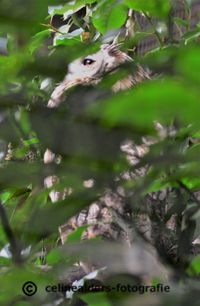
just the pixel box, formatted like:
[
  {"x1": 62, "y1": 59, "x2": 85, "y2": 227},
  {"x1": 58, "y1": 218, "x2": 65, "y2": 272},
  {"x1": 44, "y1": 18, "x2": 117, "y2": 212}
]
[
  {"x1": 47, "y1": 43, "x2": 150, "y2": 108},
  {"x1": 44, "y1": 43, "x2": 153, "y2": 248}
]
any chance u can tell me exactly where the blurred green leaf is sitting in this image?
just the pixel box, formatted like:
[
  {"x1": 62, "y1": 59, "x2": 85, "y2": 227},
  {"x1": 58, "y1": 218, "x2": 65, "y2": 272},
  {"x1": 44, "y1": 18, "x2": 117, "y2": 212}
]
[
  {"x1": 67, "y1": 225, "x2": 89, "y2": 242},
  {"x1": 81, "y1": 292, "x2": 112, "y2": 306},
  {"x1": 30, "y1": 104, "x2": 126, "y2": 161},
  {"x1": 24, "y1": 191, "x2": 97, "y2": 240},
  {"x1": 46, "y1": 249, "x2": 62, "y2": 265},
  {"x1": 0, "y1": 51, "x2": 29, "y2": 85},
  {"x1": 174, "y1": 17, "x2": 189, "y2": 28},
  {"x1": 92, "y1": 0, "x2": 128, "y2": 34},
  {"x1": 124, "y1": 0, "x2": 170, "y2": 18},
  {"x1": 0, "y1": 0, "x2": 60, "y2": 37},
  {"x1": 0, "y1": 266, "x2": 55, "y2": 304},
  {"x1": 181, "y1": 28, "x2": 200, "y2": 44},
  {"x1": 188, "y1": 254, "x2": 200, "y2": 275},
  {"x1": 89, "y1": 79, "x2": 200, "y2": 131},
  {"x1": 176, "y1": 46, "x2": 200, "y2": 84},
  {"x1": 29, "y1": 29, "x2": 50, "y2": 54},
  {"x1": 0, "y1": 162, "x2": 42, "y2": 188}
]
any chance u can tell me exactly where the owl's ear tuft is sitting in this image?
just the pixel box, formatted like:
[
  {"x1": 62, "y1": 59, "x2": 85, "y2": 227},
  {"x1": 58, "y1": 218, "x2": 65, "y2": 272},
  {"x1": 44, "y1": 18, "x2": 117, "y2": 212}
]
[
  {"x1": 103, "y1": 43, "x2": 133, "y2": 62},
  {"x1": 102, "y1": 43, "x2": 122, "y2": 56}
]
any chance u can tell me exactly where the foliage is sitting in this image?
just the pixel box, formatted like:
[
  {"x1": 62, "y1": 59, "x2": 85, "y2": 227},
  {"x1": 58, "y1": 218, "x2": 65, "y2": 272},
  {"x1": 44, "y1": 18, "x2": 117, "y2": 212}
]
[{"x1": 0, "y1": 0, "x2": 200, "y2": 306}]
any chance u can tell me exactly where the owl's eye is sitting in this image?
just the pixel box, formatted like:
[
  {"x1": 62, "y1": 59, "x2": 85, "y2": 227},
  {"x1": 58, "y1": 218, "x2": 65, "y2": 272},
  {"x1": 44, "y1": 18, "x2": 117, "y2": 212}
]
[{"x1": 82, "y1": 58, "x2": 96, "y2": 66}]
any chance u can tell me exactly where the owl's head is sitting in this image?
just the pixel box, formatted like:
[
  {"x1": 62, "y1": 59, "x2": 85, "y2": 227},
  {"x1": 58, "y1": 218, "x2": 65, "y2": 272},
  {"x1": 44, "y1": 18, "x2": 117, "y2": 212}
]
[
  {"x1": 67, "y1": 43, "x2": 132, "y2": 84},
  {"x1": 47, "y1": 44, "x2": 132, "y2": 108}
]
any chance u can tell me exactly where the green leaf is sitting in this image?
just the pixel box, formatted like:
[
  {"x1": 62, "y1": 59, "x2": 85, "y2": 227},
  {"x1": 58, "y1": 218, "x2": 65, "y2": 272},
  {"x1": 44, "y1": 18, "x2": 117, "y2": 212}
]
[
  {"x1": 24, "y1": 192, "x2": 97, "y2": 241},
  {"x1": 46, "y1": 249, "x2": 62, "y2": 265},
  {"x1": 0, "y1": 191, "x2": 12, "y2": 204},
  {"x1": 29, "y1": 29, "x2": 50, "y2": 54},
  {"x1": 181, "y1": 177, "x2": 200, "y2": 190},
  {"x1": 54, "y1": 28, "x2": 83, "y2": 46},
  {"x1": 181, "y1": 29, "x2": 200, "y2": 44},
  {"x1": 89, "y1": 79, "x2": 200, "y2": 132},
  {"x1": 125, "y1": 0, "x2": 170, "y2": 18},
  {"x1": 18, "y1": 108, "x2": 32, "y2": 134},
  {"x1": 23, "y1": 136, "x2": 39, "y2": 146},
  {"x1": 81, "y1": 292, "x2": 112, "y2": 306},
  {"x1": 0, "y1": 0, "x2": 54, "y2": 37},
  {"x1": 0, "y1": 267, "x2": 55, "y2": 304},
  {"x1": 145, "y1": 179, "x2": 170, "y2": 194},
  {"x1": 49, "y1": 0, "x2": 96, "y2": 17},
  {"x1": 0, "y1": 162, "x2": 42, "y2": 188},
  {"x1": 67, "y1": 225, "x2": 89, "y2": 242},
  {"x1": 174, "y1": 17, "x2": 189, "y2": 28},
  {"x1": 92, "y1": 1, "x2": 128, "y2": 34},
  {"x1": 0, "y1": 51, "x2": 29, "y2": 85},
  {"x1": 176, "y1": 46, "x2": 200, "y2": 84},
  {"x1": 188, "y1": 254, "x2": 200, "y2": 275}
]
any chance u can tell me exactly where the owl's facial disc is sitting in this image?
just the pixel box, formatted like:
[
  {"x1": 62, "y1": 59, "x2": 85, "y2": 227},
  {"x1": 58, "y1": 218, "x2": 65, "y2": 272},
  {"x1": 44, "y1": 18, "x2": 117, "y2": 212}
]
[{"x1": 67, "y1": 44, "x2": 132, "y2": 83}]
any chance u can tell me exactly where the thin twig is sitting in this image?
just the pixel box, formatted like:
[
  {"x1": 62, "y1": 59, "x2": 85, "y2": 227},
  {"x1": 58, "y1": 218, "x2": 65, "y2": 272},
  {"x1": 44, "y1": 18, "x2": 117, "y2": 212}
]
[{"x1": 41, "y1": 23, "x2": 63, "y2": 34}]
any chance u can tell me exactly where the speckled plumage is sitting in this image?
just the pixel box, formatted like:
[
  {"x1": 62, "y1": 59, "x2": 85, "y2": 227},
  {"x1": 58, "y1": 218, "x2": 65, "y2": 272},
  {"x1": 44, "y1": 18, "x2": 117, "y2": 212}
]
[{"x1": 44, "y1": 44, "x2": 153, "y2": 246}]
